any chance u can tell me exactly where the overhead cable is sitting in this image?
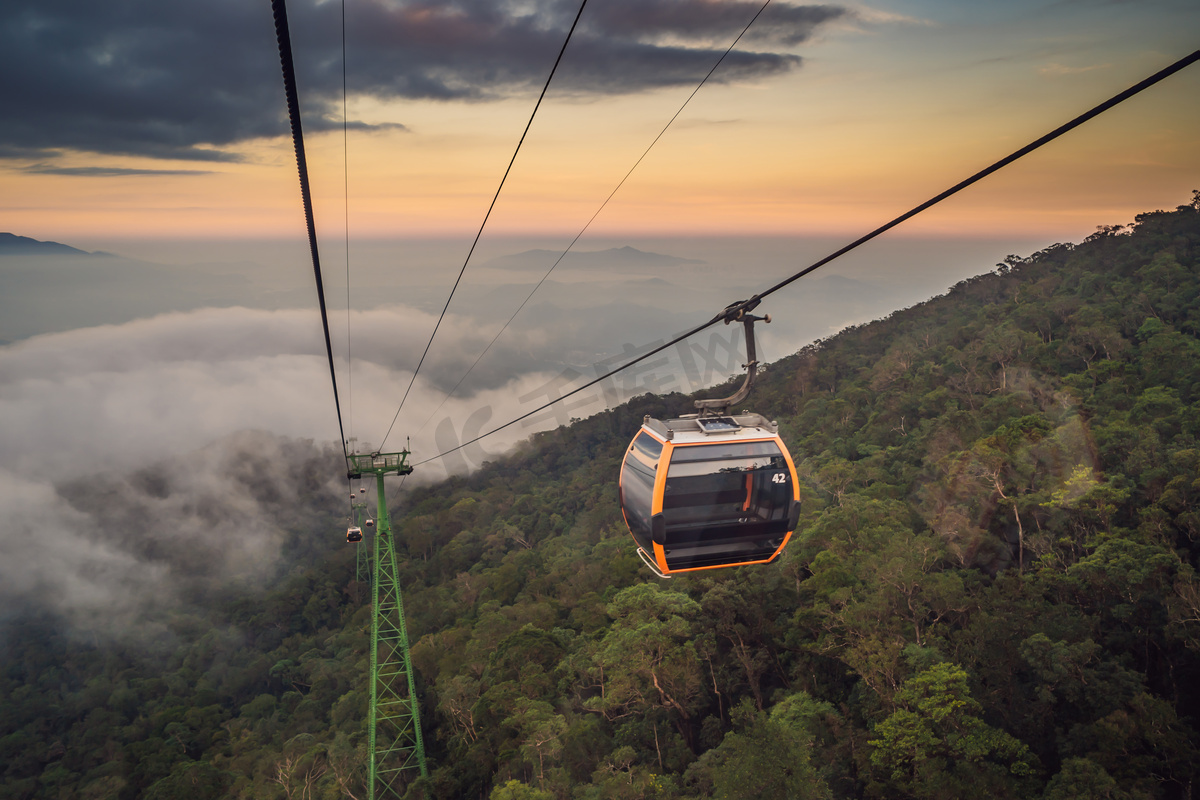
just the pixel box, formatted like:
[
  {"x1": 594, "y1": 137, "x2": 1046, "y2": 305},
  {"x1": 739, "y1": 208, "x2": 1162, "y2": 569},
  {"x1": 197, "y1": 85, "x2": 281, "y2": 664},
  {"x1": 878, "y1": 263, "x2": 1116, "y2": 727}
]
[
  {"x1": 412, "y1": 0, "x2": 778, "y2": 438},
  {"x1": 378, "y1": 0, "x2": 590, "y2": 452},
  {"x1": 342, "y1": 0, "x2": 354, "y2": 451},
  {"x1": 730, "y1": 48, "x2": 1200, "y2": 319},
  {"x1": 270, "y1": 0, "x2": 350, "y2": 462},
  {"x1": 412, "y1": 48, "x2": 1200, "y2": 468}
]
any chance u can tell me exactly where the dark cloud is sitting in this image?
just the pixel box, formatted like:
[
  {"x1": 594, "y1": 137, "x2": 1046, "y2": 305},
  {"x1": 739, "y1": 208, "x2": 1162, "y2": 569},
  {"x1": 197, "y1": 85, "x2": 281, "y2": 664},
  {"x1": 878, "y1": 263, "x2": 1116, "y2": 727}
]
[
  {"x1": 0, "y1": 0, "x2": 845, "y2": 162},
  {"x1": 22, "y1": 164, "x2": 214, "y2": 176},
  {"x1": 583, "y1": 1, "x2": 846, "y2": 47}
]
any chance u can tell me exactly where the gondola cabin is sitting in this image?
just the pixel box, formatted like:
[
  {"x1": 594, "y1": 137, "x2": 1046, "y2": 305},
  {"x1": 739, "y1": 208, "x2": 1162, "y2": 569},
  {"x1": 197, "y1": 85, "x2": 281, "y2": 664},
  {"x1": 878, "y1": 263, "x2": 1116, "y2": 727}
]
[
  {"x1": 619, "y1": 412, "x2": 800, "y2": 577},
  {"x1": 346, "y1": 526, "x2": 363, "y2": 543}
]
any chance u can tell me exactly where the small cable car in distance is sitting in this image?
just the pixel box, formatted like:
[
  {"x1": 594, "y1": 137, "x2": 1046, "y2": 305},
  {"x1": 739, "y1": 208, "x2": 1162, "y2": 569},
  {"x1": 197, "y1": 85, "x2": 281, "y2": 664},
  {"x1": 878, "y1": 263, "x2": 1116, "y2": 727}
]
[{"x1": 619, "y1": 303, "x2": 800, "y2": 577}]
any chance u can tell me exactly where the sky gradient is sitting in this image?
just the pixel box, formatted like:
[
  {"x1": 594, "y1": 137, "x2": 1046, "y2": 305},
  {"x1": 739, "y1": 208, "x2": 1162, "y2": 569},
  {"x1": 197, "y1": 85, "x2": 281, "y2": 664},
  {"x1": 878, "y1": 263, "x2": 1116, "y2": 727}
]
[{"x1": 2, "y1": 0, "x2": 1198, "y2": 245}]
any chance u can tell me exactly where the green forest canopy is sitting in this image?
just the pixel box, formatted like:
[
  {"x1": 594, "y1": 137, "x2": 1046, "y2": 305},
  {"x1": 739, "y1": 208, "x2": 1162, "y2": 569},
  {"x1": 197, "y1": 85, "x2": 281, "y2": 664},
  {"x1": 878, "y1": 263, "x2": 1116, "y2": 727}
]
[{"x1": 4, "y1": 194, "x2": 1200, "y2": 799}]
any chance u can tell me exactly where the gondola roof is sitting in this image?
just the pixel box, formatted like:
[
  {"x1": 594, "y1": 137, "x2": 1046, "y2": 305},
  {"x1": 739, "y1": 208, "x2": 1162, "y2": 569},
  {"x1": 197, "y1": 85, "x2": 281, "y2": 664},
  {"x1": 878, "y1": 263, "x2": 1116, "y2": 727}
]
[{"x1": 640, "y1": 412, "x2": 778, "y2": 443}]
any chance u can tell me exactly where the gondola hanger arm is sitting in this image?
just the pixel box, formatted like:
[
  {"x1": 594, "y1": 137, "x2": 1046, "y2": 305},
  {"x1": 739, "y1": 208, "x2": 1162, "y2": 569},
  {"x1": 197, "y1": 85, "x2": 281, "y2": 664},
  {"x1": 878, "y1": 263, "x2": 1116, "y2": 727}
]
[{"x1": 694, "y1": 309, "x2": 771, "y2": 415}]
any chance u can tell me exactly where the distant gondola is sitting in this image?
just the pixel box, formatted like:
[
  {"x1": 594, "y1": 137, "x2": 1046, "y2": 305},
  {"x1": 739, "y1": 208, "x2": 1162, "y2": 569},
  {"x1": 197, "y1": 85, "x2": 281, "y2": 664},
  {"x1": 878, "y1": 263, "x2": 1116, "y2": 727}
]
[{"x1": 618, "y1": 305, "x2": 800, "y2": 576}]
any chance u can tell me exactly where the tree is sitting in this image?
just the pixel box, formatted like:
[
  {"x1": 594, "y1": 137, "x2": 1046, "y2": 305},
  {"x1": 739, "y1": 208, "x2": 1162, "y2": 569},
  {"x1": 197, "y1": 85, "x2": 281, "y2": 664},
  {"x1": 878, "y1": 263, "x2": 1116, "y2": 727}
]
[
  {"x1": 869, "y1": 663, "x2": 1034, "y2": 800},
  {"x1": 503, "y1": 699, "x2": 567, "y2": 788},
  {"x1": 582, "y1": 584, "x2": 706, "y2": 749},
  {"x1": 1041, "y1": 758, "x2": 1130, "y2": 800},
  {"x1": 490, "y1": 778, "x2": 554, "y2": 800},
  {"x1": 143, "y1": 760, "x2": 230, "y2": 800},
  {"x1": 686, "y1": 698, "x2": 831, "y2": 800}
]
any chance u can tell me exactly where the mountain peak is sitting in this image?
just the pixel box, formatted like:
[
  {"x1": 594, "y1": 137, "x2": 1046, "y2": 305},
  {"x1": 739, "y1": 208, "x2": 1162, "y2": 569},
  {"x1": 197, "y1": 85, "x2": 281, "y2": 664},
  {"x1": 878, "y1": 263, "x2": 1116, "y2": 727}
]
[{"x1": 0, "y1": 233, "x2": 96, "y2": 257}]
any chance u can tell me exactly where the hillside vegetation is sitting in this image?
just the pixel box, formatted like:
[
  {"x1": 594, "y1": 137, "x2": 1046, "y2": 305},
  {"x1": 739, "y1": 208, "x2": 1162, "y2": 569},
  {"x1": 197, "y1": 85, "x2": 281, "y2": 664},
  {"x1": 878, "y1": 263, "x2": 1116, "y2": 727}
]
[{"x1": 4, "y1": 194, "x2": 1200, "y2": 800}]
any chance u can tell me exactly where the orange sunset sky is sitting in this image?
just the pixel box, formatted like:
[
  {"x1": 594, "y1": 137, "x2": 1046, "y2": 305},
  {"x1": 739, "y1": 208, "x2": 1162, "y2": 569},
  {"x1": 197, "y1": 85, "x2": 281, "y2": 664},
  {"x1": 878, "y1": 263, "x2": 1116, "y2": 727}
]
[{"x1": 1, "y1": 0, "x2": 1198, "y2": 248}]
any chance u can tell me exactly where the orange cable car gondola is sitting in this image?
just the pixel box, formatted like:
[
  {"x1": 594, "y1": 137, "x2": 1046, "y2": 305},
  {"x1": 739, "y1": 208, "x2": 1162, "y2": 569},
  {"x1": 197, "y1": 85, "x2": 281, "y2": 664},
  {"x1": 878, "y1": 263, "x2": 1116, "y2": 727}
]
[{"x1": 619, "y1": 305, "x2": 800, "y2": 577}]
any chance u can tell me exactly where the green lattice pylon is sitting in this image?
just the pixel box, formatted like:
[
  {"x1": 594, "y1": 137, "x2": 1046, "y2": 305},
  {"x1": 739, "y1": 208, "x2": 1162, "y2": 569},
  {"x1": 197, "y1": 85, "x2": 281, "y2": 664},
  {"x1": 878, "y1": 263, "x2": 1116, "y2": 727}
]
[{"x1": 347, "y1": 452, "x2": 427, "y2": 798}]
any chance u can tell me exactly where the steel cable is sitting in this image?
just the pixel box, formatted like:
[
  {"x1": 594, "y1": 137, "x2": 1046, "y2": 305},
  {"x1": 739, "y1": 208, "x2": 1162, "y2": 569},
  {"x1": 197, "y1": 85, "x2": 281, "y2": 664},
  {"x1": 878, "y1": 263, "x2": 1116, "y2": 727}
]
[
  {"x1": 411, "y1": 0, "x2": 778, "y2": 439},
  {"x1": 412, "y1": 48, "x2": 1200, "y2": 468},
  {"x1": 271, "y1": 0, "x2": 351, "y2": 465},
  {"x1": 378, "y1": 0, "x2": 590, "y2": 452}
]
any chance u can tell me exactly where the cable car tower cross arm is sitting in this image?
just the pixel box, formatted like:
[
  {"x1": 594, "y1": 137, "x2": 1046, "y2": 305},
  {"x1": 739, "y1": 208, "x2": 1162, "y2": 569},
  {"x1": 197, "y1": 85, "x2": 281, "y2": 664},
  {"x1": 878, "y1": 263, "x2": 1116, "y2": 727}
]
[{"x1": 346, "y1": 451, "x2": 427, "y2": 797}]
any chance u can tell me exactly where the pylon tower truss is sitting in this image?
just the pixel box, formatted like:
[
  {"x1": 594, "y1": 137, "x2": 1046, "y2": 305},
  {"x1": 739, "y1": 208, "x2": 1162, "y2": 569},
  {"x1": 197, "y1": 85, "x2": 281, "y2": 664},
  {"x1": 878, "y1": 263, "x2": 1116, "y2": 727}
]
[{"x1": 347, "y1": 452, "x2": 427, "y2": 798}]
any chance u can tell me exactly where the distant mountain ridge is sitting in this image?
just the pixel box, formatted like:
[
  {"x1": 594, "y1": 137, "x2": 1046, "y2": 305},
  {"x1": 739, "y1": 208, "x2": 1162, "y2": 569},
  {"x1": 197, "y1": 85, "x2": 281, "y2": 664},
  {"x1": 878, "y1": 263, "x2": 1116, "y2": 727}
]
[
  {"x1": 0, "y1": 232, "x2": 102, "y2": 257},
  {"x1": 488, "y1": 245, "x2": 705, "y2": 269}
]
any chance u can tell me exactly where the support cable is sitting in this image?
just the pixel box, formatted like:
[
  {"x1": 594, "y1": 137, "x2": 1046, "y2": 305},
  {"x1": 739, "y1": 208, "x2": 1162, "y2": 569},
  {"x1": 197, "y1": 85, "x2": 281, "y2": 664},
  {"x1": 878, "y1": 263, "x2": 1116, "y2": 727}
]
[
  {"x1": 378, "y1": 0, "x2": 590, "y2": 452},
  {"x1": 271, "y1": 0, "x2": 350, "y2": 463},
  {"x1": 412, "y1": 0, "x2": 776, "y2": 438},
  {"x1": 411, "y1": 48, "x2": 1200, "y2": 468},
  {"x1": 736, "y1": 49, "x2": 1200, "y2": 317}
]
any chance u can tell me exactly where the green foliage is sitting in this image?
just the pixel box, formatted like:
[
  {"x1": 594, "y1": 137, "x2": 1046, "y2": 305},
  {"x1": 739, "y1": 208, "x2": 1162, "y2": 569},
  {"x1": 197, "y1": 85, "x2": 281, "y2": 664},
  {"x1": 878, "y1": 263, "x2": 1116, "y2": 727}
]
[
  {"x1": 6, "y1": 199, "x2": 1200, "y2": 799},
  {"x1": 685, "y1": 697, "x2": 832, "y2": 800},
  {"x1": 491, "y1": 778, "x2": 555, "y2": 800},
  {"x1": 869, "y1": 663, "x2": 1034, "y2": 799}
]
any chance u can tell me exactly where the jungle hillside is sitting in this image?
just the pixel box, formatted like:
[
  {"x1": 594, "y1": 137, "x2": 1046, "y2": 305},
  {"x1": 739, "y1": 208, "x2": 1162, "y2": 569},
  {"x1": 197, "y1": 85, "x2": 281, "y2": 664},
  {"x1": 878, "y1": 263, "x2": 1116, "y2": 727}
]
[{"x1": 4, "y1": 194, "x2": 1200, "y2": 800}]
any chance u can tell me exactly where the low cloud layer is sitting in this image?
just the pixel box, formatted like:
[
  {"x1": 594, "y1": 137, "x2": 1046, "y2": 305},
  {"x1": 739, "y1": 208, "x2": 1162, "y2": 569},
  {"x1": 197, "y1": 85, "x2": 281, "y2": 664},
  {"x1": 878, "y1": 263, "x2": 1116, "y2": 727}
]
[
  {"x1": 0, "y1": 231, "x2": 1007, "y2": 633},
  {"x1": 0, "y1": 306, "x2": 577, "y2": 481},
  {"x1": 0, "y1": 304, "x2": 660, "y2": 631},
  {"x1": 0, "y1": 0, "x2": 846, "y2": 161},
  {"x1": 0, "y1": 433, "x2": 340, "y2": 636}
]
